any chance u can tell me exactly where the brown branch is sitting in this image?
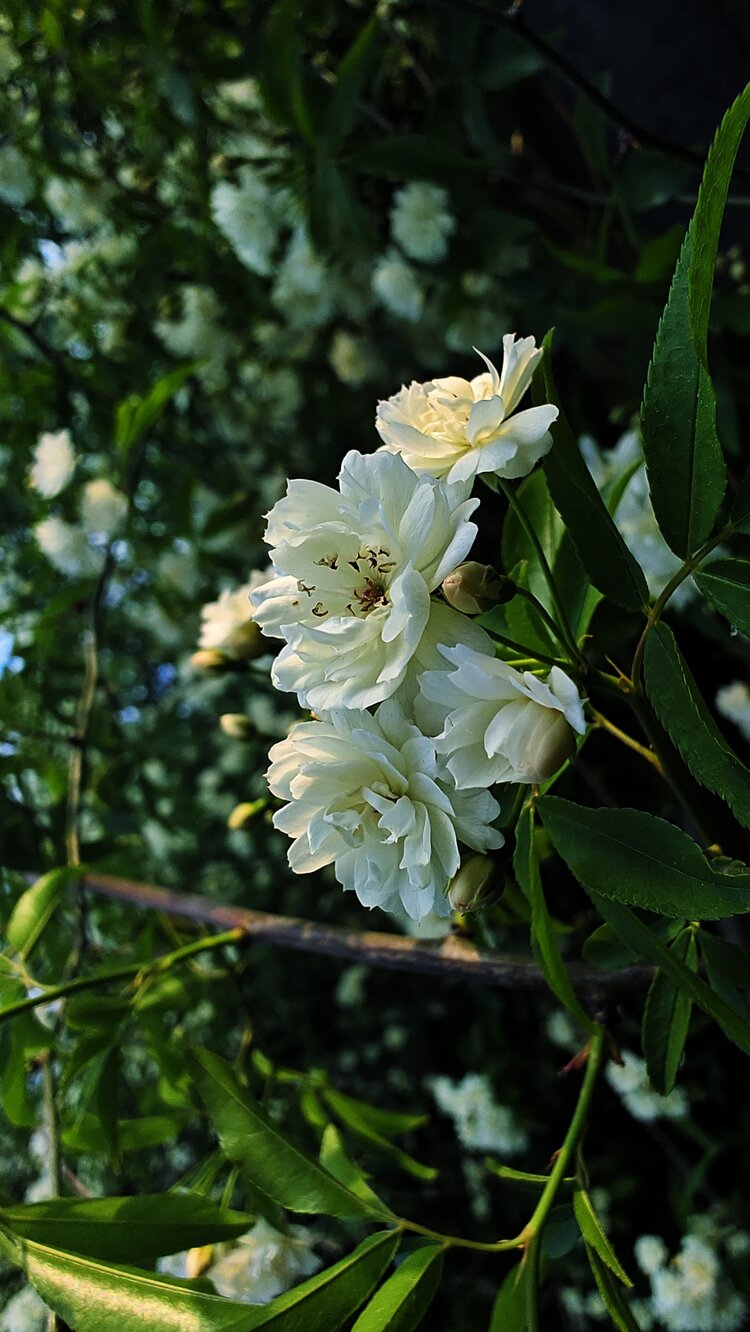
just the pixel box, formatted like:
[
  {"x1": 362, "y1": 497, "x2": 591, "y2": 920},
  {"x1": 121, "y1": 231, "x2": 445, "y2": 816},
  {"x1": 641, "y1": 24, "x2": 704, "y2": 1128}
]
[{"x1": 81, "y1": 872, "x2": 652, "y2": 993}]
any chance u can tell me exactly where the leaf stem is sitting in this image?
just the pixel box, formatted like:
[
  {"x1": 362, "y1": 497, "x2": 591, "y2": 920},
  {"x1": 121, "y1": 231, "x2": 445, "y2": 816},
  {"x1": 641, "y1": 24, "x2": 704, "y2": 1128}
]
[
  {"x1": 588, "y1": 705, "x2": 662, "y2": 771},
  {"x1": 487, "y1": 628, "x2": 570, "y2": 670}
]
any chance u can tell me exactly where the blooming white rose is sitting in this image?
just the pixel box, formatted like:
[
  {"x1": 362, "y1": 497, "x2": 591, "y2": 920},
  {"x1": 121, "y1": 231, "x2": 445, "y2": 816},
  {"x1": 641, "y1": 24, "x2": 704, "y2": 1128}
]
[
  {"x1": 80, "y1": 478, "x2": 128, "y2": 536},
  {"x1": 419, "y1": 644, "x2": 586, "y2": 788},
  {"x1": 28, "y1": 429, "x2": 75, "y2": 498},
  {"x1": 375, "y1": 336, "x2": 557, "y2": 485},
  {"x1": 199, "y1": 569, "x2": 272, "y2": 653},
  {"x1": 207, "y1": 1219, "x2": 321, "y2": 1305},
  {"x1": 266, "y1": 699, "x2": 504, "y2": 921},
  {"x1": 250, "y1": 449, "x2": 490, "y2": 711}
]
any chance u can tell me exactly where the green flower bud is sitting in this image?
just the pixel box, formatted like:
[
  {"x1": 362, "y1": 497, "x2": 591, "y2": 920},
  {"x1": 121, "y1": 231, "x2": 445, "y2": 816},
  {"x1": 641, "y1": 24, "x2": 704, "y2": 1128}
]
[
  {"x1": 441, "y1": 562, "x2": 512, "y2": 615},
  {"x1": 223, "y1": 619, "x2": 266, "y2": 661},
  {"x1": 447, "y1": 855, "x2": 503, "y2": 913}
]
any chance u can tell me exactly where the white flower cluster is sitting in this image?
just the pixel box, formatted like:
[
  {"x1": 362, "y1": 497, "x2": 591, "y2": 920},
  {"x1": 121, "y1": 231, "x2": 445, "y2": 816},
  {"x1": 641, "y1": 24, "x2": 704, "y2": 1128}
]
[
  {"x1": 28, "y1": 429, "x2": 75, "y2": 498},
  {"x1": 634, "y1": 1219, "x2": 748, "y2": 1331},
  {"x1": 30, "y1": 430, "x2": 128, "y2": 577},
  {"x1": 249, "y1": 337, "x2": 586, "y2": 920},
  {"x1": 606, "y1": 1049, "x2": 688, "y2": 1123},
  {"x1": 389, "y1": 182, "x2": 456, "y2": 264},
  {"x1": 430, "y1": 1072, "x2": 528, "y2": 1155},
  {"x1": 159, "y1": 1218, "x2": 320, "y2": 1306}
]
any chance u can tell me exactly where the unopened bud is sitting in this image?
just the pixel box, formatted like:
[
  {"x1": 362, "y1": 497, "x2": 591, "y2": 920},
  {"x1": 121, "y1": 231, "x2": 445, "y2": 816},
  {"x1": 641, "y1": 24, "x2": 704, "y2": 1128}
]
[
  {"x1": 223, "y1": 619, "x2": 266, "y2": 662},
  {"x1": 522, "y1": 710, "x2": 576, "y2": 781},
  {"x1": 190, "y1": 648, "x2": 231, "y2": 673},
  {"x1": 447, "y1": 855, "x2": 503, "y2": 913},
  {"x1": 227, "y1": 799, "x2": 267, "y2": 829},
  {"x1": 442, "y1": 562, "x2": 512, "y2": 615},
  {"x1": 219, "y1": 713, "x2": 254, "y2": 740}
]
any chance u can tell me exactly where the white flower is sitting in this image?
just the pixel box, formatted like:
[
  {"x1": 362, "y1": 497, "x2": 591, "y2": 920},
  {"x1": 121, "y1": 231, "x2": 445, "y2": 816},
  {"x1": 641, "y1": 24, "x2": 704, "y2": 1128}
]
[
  {"x1": 644, "y1": 1228, "x2": 747, "y2": 1332},
  {"x1": 635, "y1": 1234, "x2": 669, "y2": 1275},
  {"x1": 44, "y1": 175, "x2": 112, "y2": 233},
  {"x1": 34, "y1": 517, "x2": 104, "y2": 577},
  {"x1": 390, "y1": 182, "x2": 456, "y2": 263},
  {"x1": 0, "y1": 1284, "x2": 49, "y2": 1332},
  {"x1": 606, "y1": 1050, "x2": 688, "y2": 1123},
  {"x1": 430, "y1": 1073, "x2": 527, "y2": 1154},
  {"x1": 329, "y1": 330, "x2": 373, "y2": 387},
  {"x1": 419, "y1": 645, "x2": 586, "y2": 788},
  {"x1": 155, "y1": 285, "x2": 235, "y2": 371},
  {"x1": 80, "y1": 479, "x2": 128, "y2": 536},
  {"x1": 251, "y1": 449, "x2": 489, "y2": 711},
  {"x1": 266, "y1": 699, "x2": 504, "y2": 921},
  {"x1": 0, "y1": 144, "x2": 34, "y2": 206},
  {"x1": 371, "y1": 251, "x2": 424, "y2": 321},
  {"x1": 207, "y1": 1219, "x2": 321, "y2": 1305},
  {"x1": 272, "y1": 228, "x2": 333, "y2": 329},
  {"x1": 376, "y1": 337, "x2": 557, "y2": 485},
  {"x1": 28, "y1": 429, "x2": 75, "y2": 497},
  {"x1": 199, "y1": 570, "x2": 271, "y2": 651},
  {"x1": 716, "y1": 682, "x2": 750, "y2": 743},
  {"x1": 210, "y1": 165, "x2": 278, "y2": 275}
]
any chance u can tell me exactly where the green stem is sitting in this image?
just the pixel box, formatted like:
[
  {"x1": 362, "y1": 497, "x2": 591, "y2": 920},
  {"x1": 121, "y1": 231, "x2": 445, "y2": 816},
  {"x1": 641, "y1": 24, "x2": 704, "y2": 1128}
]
[
  {"x1": 496, "y1": 478, "x2": 584, "y2": 665},
  {"x1": 524, "y1": 1235, "x2": 542, "y2": 1332},
  {"x1": 0, "y1": 928, "x2": 246, "y2": 1024},
  {"x1": 520, "y1": 1025, "x2": 606, "y2": 1246},
  {"x1": 487, "y1": 629, "x2": 570, "y2": 670},
  {"x1": 40, "y1": 1051, "x2": 60, "y2": 1197}
]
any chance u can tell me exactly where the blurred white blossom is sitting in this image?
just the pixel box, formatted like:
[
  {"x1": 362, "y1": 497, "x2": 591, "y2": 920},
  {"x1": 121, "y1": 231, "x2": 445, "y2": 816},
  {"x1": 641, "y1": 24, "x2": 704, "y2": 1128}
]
[
  {"x1": 272, "y1": 228, "x2": 333, "y2": 328},
  {"x1": 208, "y1": 1219, "x2": 321, "y2": 1305},
  {"x1": 45, "y1": 175, "x2": 112, "y2": 232},
  {"x1": 251, "y1": 449, "x2": 489, "y2": 711},
  {"x1": 390, "y1": 182, "x2": 455, "y2": 263},
  {"x1": 28, "y1": 428, "x2": 75, "y2": 498},
  {"x1": 211, "y1": 165, "x2": 279, "y2": 275},
  {"x1": 80, "y1": 478, "x2": 128, "y2": 536},
  {"x1": 419, "y1": 645, "x2": 586, "y2": 787},
  {"x1": 371, "y1": 251, "x2": 424, "y2": 322},
  {"x1": 716, "y1": 682, "x2": 750, "y2": 743},
  {"x1": 430, "y1": 1073, "x2": 527, "y2": 1154},
  {"x1": 267, "y1": 698, "x2": 503, "y2": 921},
  {"x1": 34, "y1": 516, "x2": 104, "y2": 577},
  {"x1": 328, "y1": 329, "x2": 374, "y2": 387},
  {"x1": 199, "y1": 571, "x2": 271, "y2": 652},
  {"x1": 606, "y1": 1050, "x2": 688, "y2": 1123},
  {"x1": 638, "y1": 1224, "x2": 748, "y2": 1331},
  {"x1": 0, "y1": 143, "x2": 34, "y2": 205},
  {"x1": 0, "y1": 1284, "x2": 49, "y2": 1332},
  {"x1": 376, "y1": 337, "x2": 556, "y2": 485}
]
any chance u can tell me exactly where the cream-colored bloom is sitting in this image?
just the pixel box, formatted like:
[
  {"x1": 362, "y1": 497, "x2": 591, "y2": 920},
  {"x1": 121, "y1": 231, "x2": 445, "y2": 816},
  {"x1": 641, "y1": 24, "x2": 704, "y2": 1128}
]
[
  {"x1": 251, "y1": 449, "x2": 488, "y2": 711},
  {"x1": 208, "y1": 1220, "x2": 320, "y2": 1305},
  {"x1": 28, "y1": 429, "x2": 75, "y2": 498},
  {"x1": 199, "y1": 569, "x2": 271, "y2": 654},
  {"x1": 267, "y1": 699, "x2": 504, "y2": 921},
  {"x1": 371, "y1": 251, "x2": 424, "y2": 322},
  {"x1": 80, "y1": 479, "x2": 128, "y2": 535},
  {"x1": 419, "y1": 645, "x2": 585, "y2": 788},
  {"x1": 210, "y1": 165, "x2": 278, "y2": 276},
  {"x1": 716, "y1": 682, "x2": 750, "y2": 743},
  {"x1": 376, "y1": 337, "x2": 557, "y2": 485},
  {"x1": 606, "y1": 1050, "x2": 688, "y2": 1123},
  {"x1": 430, "y1": 1073, "x2": 527, "y2": 1155},
  {"x1": 34, "y1": 517, "x2": 104, "y2": 577},
  {"x1": 390, "y1": 182, "x2": 455, "y2": 263}
]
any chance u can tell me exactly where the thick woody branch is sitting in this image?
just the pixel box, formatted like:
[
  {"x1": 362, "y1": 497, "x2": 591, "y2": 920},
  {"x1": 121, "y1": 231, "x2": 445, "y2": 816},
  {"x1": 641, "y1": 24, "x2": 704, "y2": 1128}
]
[{"x1": 81, "y1": 872, "x2": 652, "y2": 994}]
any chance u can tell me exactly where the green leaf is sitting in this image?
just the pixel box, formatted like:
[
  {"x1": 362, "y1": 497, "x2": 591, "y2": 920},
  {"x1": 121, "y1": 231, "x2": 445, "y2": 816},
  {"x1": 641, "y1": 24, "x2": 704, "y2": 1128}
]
[
  {"x1": 538, "y1": 332, "x2": 649, "y2": 611},
  {"x1": 61, "y1": 1112, "x2": 191, "y2": 1155},
  {"x1": 591, "y1": 897, "x2": 750, "y2": 1057},
  {"x1": 115, "y1": 363, "x2": 196, "y2": 454},
  {"x1": 687, "y1": 84, "x2": 750, "y2": 356},
  {"x1": 322, "y1": 1088, "x2": 436, "y2": 1182},
  {"x1": 640, "y1": 228, "x2": 725, "y2": 556},
  {"x1": 192, "y1": 1050, "x2": 390, "y2": 1219},
  {"x1": 489, "y1": 1259, "x2": 528, "y2": 1329},
  {"x1": 319, "y1": 1125, "x2": 393, "y2": 1214},
  {"x1": 642, "y1": 928, "x2": 697, "y2": 1095},
  {"x1": 539, "y1": 795, "x2": 750, "y2": 919},
  {"x1": 349, "y1": 135, "x2": 481, "y2": 184},
  {"x1": 321, "y1": 15, "x2": 379, "y2": 152},
  {"x1": 0, "y1": 1194, "x2": 253, "y2": 1264},
  {"x1": 485, "y1": 1161, "x2": 573, "y2": 1194},
  {"x1": 643, "y1": 621, "x2": 750, "y2": 828},
  {"x1": 351, "y1": 1244, "x2": 443, "y2": 1331},
  {"x1": 698, "y1": 932, "x2": 750, "y2": 1021},
  {"x1": 695, "y1": 558, "x2": 750, "y2": 637},
  {"x1": 513, "y1": 806, "x2": 594, "y2": 1028},
  {"x1": 730, "y1": 466, "x2": 750, "y2": 533},
  {"x1": 584, "y1": 1242, "x2": 642, "y2": 1332},
  {"x1": 573, "y1": 1189, "x2": 632, "y2": 1286},
  {"x1": 6, "y1": 867, "x2": 81, "y2": 961}
]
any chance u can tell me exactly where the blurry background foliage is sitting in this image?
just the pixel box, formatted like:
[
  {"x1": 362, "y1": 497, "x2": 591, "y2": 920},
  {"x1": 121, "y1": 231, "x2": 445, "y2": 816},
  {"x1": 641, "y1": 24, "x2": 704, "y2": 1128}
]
[{"x1": 2, "y1": 1, "x2": 750, "y2": 1329}]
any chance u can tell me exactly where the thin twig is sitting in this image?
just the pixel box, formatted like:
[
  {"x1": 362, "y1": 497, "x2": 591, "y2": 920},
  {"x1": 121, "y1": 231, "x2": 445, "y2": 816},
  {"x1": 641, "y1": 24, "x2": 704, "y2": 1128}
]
[{"x1": 78, "y1": 872, "x2": 652, "y2": 992}]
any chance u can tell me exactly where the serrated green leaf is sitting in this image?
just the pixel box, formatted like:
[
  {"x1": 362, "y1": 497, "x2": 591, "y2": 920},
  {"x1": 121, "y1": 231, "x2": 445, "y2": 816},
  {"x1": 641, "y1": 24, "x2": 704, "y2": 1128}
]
[
  {"x1": 539, "y1": 795, "x2": 750, "y2": 919},
  {"x1": 514, "y1": 805, "x2": 596, "y2": 1030},
  {"x1": 591, "y1": 897, "x2": 750, "y2": 1057},
  {"x1": 537, "y1": 332, "x2": 649, "y2": 611},
  {"x1": 643, "y1": 622, "x2": 750, "y2": 828},
  {"x1": 319, "y1": 1125, "x2": 393, "y2": 1214},
  {"x1": 489, "y1": 1260, "x2": 527, "y2": 1330},
  {"x1": 322, "y1": 1088, "x2": 436, "y2": 1182},
  {"x1": 573, "y1": 1189, "x2": 632, "y2": 1287},
  {"x1": 640, "y1": 228, "x2": 725, "y2": 556},
  {"x1": 321, "y1": 15, "x2": 379, "y2": 152},
  {"x1": 584, "y1": 1241, "x2": 641, "y2": 1331},
  {"x1": 695, "y1": 558, "x2": 750, "y2": 637},
  {"x1": 0, "y1": 1194, "x2": 253, "y2": 1264},
  {"x1": 192, "y1": 1050, "x2": 390, "y2": 1219},
  {"x1": 6, "y1": 867, "x2": 81, "y2": 961},
  {"x1": 642, "y1": 928, "x2": 697, "y2": 1095},
  {"x1": 687, "y1": 83, "x2": 750, "y2": 356},
  {"x1": 351, "y1": 1244, "x2": 443, "y2": 1332}
]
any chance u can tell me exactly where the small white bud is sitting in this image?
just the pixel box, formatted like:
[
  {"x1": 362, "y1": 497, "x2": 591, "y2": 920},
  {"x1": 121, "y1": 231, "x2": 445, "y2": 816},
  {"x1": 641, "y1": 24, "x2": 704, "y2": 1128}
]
[
  {"x1": 447, "y1": 855, "x2": 503, "y2": 912},
  {"x1": 442, "y1": 562, "x2": 508, "y2": 615}
]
